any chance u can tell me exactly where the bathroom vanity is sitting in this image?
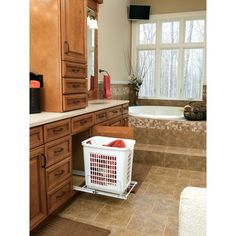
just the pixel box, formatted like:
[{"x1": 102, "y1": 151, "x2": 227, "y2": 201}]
[{"x1": 29, "y1": 100, "x2": 129, "y2": 230}]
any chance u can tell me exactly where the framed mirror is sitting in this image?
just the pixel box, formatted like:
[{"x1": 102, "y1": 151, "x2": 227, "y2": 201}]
[{"x1": 87, "y1": 1, "x2": 98, "y2": 99}]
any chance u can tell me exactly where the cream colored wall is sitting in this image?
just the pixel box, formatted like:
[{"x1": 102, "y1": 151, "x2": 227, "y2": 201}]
[
  {"x1": 130, "y1": 0, "x2": 206, "y2": 14},
  {"x1": 98, "y1": 0, "x2": 131, "y2": 83}
]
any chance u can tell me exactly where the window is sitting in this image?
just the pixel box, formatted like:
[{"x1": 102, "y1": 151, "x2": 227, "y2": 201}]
[{"x1": 131, "y1": 12, "x2": 206, "y2": 100}]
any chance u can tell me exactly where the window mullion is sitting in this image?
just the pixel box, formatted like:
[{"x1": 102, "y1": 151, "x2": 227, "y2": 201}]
[
  {"x1": 178, "y1": 18, "x2": 185, "y2": 99},
  {"x1": 156, "y1": 20, "x2": 161, "y2": 98}
]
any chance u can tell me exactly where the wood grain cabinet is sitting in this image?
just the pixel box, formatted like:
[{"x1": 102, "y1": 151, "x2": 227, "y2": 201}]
[
  {"x1": 30, "y1": 146, "x2": 47, "y2": 230},
  {"x1": 30, "y1": 0, "x2": 88, "y2": 112},
  {"x1": 29, "y1": 102, "x2": 129, "y2": 231}
]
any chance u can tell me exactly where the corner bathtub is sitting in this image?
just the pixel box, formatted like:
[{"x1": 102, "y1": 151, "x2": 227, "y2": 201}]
[
  {"x1": 129, "y1": 106, "x2": 185, "y2": 120},
  {"x1": 128, "y1": 105, "x2": 206, "y2": 171}
]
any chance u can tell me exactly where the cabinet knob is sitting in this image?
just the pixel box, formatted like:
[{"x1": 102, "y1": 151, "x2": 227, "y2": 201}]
[
  {"x1": 40, "y1": 153, "x2": 46, "y2": 168},
  {"x1": 54, "y1": 169, "x2": 65, "y2": 177}
]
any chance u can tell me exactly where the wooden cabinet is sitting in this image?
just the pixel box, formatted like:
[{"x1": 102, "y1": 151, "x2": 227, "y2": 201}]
[
  {"x1": 30, "y1": 126, "x2": 44, "y2": 149},
  {"x1": 30, "y1": 0, "x2": 88, "y2": 112},
  {"x1": 72, "y1": 113, "x2": 94, "y2": 134},
  {"x1": 61, "y1": 0, "x2": 87, "y2": 64},
  {"x1": 30, "y1": 146, "x2": 47, "y2": 230},
  {"x1": 29, "y1": 102, "x2": 129, "y2": 230},
  {"x1": 30, "y1": 124, "x2": 73, "y2": 231}
]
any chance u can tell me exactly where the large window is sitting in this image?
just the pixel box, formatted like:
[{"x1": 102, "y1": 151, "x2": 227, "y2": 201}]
[{"x1": 131, "y1": 12, "x2": 206, "y2": 100}]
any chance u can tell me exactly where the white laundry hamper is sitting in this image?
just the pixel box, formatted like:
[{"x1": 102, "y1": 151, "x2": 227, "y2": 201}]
[{"x1": 82, "y1": 136, "x2": 135, "y2": 195}]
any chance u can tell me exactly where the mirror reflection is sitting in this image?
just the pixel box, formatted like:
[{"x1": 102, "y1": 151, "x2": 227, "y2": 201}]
[{"x1": 87, "y1": 8, "x2": 97, "y2": 92}]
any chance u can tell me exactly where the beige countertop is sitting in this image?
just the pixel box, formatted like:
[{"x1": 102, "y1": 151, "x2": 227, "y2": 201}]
[{"x1": 30, "y1": 99, "x2": 129, "y2": 128}]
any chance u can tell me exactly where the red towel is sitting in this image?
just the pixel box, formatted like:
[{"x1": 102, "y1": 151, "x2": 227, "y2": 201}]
[
  {"x1": 103, "y1": 139, "x2": 126, "y2": 148},
  {"x1": 89, "y1": 75, "x2": 94, "y2": 91},
  {"x1": 102, "y1": 75, "x2": 112, "y2": 99}
]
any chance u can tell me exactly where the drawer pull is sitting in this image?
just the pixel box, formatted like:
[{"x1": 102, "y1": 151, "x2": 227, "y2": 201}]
[
  {"x1": 53, "y1": 127, "x2": 64, "y2": 133},
  {"x1": 56, "y1": 191, "x2": 66, "y2": 199},
  {"x1": 112, "y1": 110, "x2": 118, "y2": 114},
  {"x1": 71, "y1": 69, "x2": 80, "y2": 73},
  {"x1": 54, "y1": 169, "x2": 65, "y2": 177},
  {"x1": 54, "y1": 147, "x2": 64, "y2": 154},
  {"x1": 72, "y1": 84, "x2": 80, "y2": 88},
  {"x1": 73, "y1": 100, "x2": 80, "y2": 104},
  {"x1": 98, "y1": 114, "x2": 106, "y2": 119},
  {"x1": 80, "y1": 120, "x2": 88, "y2": 125},
  {"x1": 40, "y1": 153, "x2": 46, "y2": 168}
]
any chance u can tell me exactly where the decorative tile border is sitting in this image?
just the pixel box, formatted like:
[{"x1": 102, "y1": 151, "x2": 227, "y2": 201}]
[{"x1": 128, "y1": 116, "x2": 206, "y2": 133}]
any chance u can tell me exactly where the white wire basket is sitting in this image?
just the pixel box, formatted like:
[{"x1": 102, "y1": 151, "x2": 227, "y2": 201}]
[{"x1": 82, "y1": 136, "x2": 136, "y2": 194}]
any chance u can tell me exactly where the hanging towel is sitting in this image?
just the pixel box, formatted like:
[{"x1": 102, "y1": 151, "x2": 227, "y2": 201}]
[
  {"x1": 102, "y1": 75, "x2": 112, "y2": 99},
  {"x1": 89, "y1": 75, "x2": 94, "y2": 91}
]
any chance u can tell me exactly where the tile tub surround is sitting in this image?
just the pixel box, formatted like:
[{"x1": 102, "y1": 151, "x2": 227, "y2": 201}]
[
  {"x1": 59, "y1": 166, "x2": 206, "y2": 236},
  {"x1": 129, "y1": 116, "x2": 206, "y2": 171},
  {"x1": 30, "y1": 99, "x2": 129, "y2": 127},
  {"x1": 98, "y1": 83, "x2": 130, "y2": 100}
]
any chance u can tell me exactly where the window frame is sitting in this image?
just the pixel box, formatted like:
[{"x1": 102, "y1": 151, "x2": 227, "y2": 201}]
[{"x1": 131, "y1": 11, "x2": 206, "y2": 100}]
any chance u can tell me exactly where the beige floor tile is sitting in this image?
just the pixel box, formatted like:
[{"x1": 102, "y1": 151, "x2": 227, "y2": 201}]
[
  {"x1": 94, "y1": 205, "x2": 135, "y2": 228},
  {"x1": 58, "y1": 164, "x2": 207, "y2": 235},
  {"x1": 153, "y1": 199, "x2": 179, "y2": 217},
  {"x1": 120, "y1": 192, "x2": 155, "y2": 212},
  {"x1": 154, "y1": 166, "x2": 180, "y2": 177},
  {"x1": 78, "y1": 192, "x2": 124, "y2": 206},
  {"x1": 59, "y1": 198, "x2": 104, "y2": 221},
  {"x1": 163, "y1": 216, "x2": 179, "y2": 236},
  {"x1": 179, "y1": 169, "x2": 204, "y2": 180},
  {"x1": 127, "y1": 211, "x2": 167, "y2": 235},
  {"x1": 108, "y1": 226, "x2": 144, "y2": 236}
]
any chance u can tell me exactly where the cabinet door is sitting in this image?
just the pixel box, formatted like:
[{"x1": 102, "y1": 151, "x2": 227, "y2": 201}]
[
  {"x1": 61, "y1": 0, "x2": 87, "y2": 64},
  {"x1": 30, "y1": 146, "x2": 47, "y2": 230}
]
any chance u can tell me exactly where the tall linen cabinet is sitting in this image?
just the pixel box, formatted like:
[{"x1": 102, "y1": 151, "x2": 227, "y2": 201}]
[{"x1": 30, "y1": 0, "x2": 88, "y2": 112}]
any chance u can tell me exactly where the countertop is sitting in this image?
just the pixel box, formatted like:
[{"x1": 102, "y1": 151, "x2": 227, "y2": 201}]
[{"x1": 30, "y1": 99, "x2": 129, "y2": 128}]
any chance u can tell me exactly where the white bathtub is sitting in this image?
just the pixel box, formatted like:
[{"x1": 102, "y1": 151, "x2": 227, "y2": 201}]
[{"x1": 128, "y1": 106, "x2": 185, "y2": 120}]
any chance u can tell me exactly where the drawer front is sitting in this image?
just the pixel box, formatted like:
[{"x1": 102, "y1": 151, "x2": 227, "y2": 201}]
[
  {"x1": 94, "y1": 110, "x2": 107, "y2": 124},
  {"x1": 62, "y1": 61, "x2": 86, "y2": 78},
  {"x1": 63, "y1": 94, "x2": 88, "y2": 112},
  {"x1": 63, "y1": 78, "x2": 87, "y2": 94},
  {"x1": 44, "y1": 119, "x2": 71, "y2": 143},
  {"x1": 45, "y1": 136, "x2": 71, "y2": 167},
  {"x1": 47, "y1": 178, "x2": 72, "y2": 214},
  {"x1": 107, "y1": 106, "x2": 122, "y2": 120},
  {"x1": 122, "y1": 103, "x2": 129, "y2": 114},
  {"x1": 72, "y1": 113, "x2": 94, "y2": 134},
  {"x1": 46, "y1": 158, "x2": 72, "y2": 191},
  {"x1": 30, "y1": 126, "x2": 43, "y2": 149},
  {"x1": 108, "y1": 116, "x2": 123, "y2": 126},
  {"x1": 122, "y1": 114, "x2": 129, "y2": 127}
]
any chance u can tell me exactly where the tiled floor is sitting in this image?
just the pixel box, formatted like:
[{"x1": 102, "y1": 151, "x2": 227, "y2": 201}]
[{"x1": 59, "y1": 166, "x2": 206, "y2": 236}]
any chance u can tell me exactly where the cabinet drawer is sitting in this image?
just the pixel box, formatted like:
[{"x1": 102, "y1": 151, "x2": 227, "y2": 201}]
[
  {"x1": 72, "y1": 113, "x2": 94, "y2": 134},
  {"x1": 62, "y1": 61, "x2": 86, "y2": 78},
  {"x1": 63, "y1": 94, "x2": 88, "y2": 111},
  {"x1": 47, "y1": 178, "x2": 72, "y2": 214},
  {"x1": 30, "y1": 126, "x2": 43, "y2": 149},
  {"x1": 107, "y1": 106, "x2": 122, "y2": 120},
  {"x1": 46, "y1": 158, "x2": 72, "y2": 191},
  {"x1": 108, "y1": 116, "x2": 123, "y2": 126},
  {"x1": 45, "y1": 136, "x2": 71, "y2": 167},
  {"x1": 122, "y1": 103, "x2": 129, "y2": 114},
  {"x1": 94, "y1": 109, "x2": 108, "y2": 124},
  {"x1": 63, "y1": 78, "x2": 87, "y2": 94},
  {"x1": 44, "y1": 119, "x2": 71, "y2": 143}
]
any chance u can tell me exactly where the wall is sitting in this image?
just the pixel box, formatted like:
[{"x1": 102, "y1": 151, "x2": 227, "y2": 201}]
[
  {"x1": 130, "y1": 0, "x2": 206, "y2": 14},
  {"x1": 98, "y1": 0, "x2": 131, "y2": 83}
]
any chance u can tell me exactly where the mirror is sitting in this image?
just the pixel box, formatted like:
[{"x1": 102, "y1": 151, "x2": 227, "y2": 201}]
[{"x1": 87, "y1": 7, "x2": 98, "y2": 99}]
